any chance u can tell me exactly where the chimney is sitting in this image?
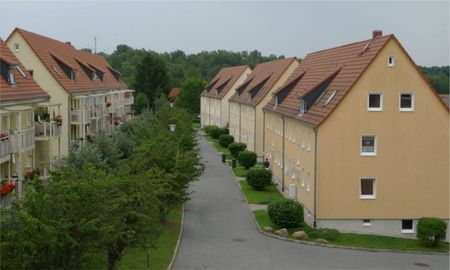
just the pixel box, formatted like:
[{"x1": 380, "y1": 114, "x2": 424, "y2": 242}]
[
  {"x1": 66, "y1": 41, "x2": 72, "y2": 45},
  {"x1": 372, "y1": 30, "x2": 382, "y2": 39}
]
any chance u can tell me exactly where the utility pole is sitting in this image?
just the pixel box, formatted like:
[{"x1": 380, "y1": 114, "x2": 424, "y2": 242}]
[{"x1": 94, "y1": 37, "x2": 97, "y2": 53}]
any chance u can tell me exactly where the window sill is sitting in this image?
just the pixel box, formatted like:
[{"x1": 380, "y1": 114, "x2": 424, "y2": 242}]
[
  {"x1": 360, "y1": 153, "x2": 376, "y2": 157},
  {"x1": 401, "y1": 229, "x2": 415, "y2": 234},
  {"x1": 399, "y1": 108, "x2": 414, "y2": 112},
  {"x1": 368, "y1": 108, "x2": 383, "y2": 112},
  {"x1": 363, "y1": 223, "x2": 372, "y2": 227},
  {"x1": 360, "y1": 196, "x2": 376, "y2": 200}
]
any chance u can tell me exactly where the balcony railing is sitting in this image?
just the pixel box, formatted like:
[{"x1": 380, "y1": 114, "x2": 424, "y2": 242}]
[
  {"x1": 71, "y1": 110, "x2": 91, "y2": 123},
  {"x1": 0, "y1": 137, "x2": 10, "y2": 162},
  {"x1": 35, "y1": 122, "x2": 61, "y2": 139},
  {"x1": 124, "y1": 96, "x2": 134, "y2": 105},
  {"x1": 21, "y1": 128, "x2": 35, "y2": 151}
]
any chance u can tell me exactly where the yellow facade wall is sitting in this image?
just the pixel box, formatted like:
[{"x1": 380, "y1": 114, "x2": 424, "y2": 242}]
[{"x1": 316, "y1": 38, "x2": 449, "y2": 219}]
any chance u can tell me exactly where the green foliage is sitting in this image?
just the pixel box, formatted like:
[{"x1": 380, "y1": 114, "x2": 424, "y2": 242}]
[
  {"x1": 420, "y1": 66, "x2": 449, "y2": 94},
  {"x1": 218, "y1": 134, "x2": 234, "y2": 148},
  {"x1": 417, "y1": 217, "x2": 447, "y2": 247},
  {"x1": 133, "y1": 52, "x2": 169, "y2": 109},
  {"x1": 267, "y1": 199, "x2": 304, "y2": 228},
  {"x1": 135, "y1": 92, "x2": 149, "y2": 111},
  {"x1": 176, "y1": 77, "x2": 207, "y2": 115},
  {"x1": 228, "y1": 142, "x2": 247, "y2": 158},
  {"x1": 209, "y1": 126, "x2": 224, "y2": 139},
  {"x1": 246, "y1": 168, "x2": 272, "y2": 190},
  {"x1": 308, "y1": 228, "x2": 341, "y2": 241},
  {"x1": 238, "y1": 151, "x2": 257, "y2": 169},
  {"x1": 203, "y1": 125, "x2": 216, "y2": 135}
]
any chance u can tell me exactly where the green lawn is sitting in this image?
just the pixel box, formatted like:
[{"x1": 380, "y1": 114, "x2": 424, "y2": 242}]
[
  {"x1": 205, "y1": 135, "x2": 233, "y2": 160},
  {"x1": 193, "y1": 122, "x2": 200, "y2": 129},
  {"x1": 82, "y1": 205, "x2": 183, "y2": 269},
  {"x1": 253, "y1": 210, "x2": 449, "y2": 253},
  {"x1": 239, "y1": 180, "x2": 284, "y2": 204}
]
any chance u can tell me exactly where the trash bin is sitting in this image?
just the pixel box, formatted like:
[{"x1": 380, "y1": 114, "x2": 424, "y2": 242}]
[
  {"x1": 221, "y1": 153, "x2": 226, "y2": 163},
  {"x1": 232, "y1": 158, "x2": 237, "y2": 168}
]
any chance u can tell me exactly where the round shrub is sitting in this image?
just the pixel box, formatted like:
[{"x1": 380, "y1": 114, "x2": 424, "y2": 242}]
[
  {"x1": 417, "y1": 217, "x2": 447, "y2": 247},
  {"x1": 238, "y1": 151, "x2": 257, "y2": 169},
  {"x1": 268, "y1": 199, "x2": 304, "y2": 228},
  {"x1": 308, "y1": 228, "x2": 341, "y2": 241},
  {"x1": 228, "y1": 142, "x2": 247, "y2": 158},
  {"x1": 222, "y1": 127, "x2": 229, "y2": 135},
  {"x1": 203, "y1": 125, "x2": 216, "y2": 135},
  {"x1": 209, "y1": 126, "x2": 223, "y2": 139},
  {"x1": 219, "y1": 134, "x2": 234, "y2": 148},
  {"x1": 246, "y1": 168, "x2": 272, "y2": 190}
]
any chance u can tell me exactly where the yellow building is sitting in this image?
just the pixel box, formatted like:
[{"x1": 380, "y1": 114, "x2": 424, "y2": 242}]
[
  {"x1": 263, "y1": 31, "x2": 449, "y2": 239},
  {"x1": 6, "y1": 28, "x2": 134, "y2": 154},
  {"x1": 201, "y1": 65, "x2": 251, "y2": 128},
  {"x1": 229, "y1": 58, "x2": 299, "y2": 157},
  {"x1": 0, "y1": 38, "x2": 52, "y2": 198}
]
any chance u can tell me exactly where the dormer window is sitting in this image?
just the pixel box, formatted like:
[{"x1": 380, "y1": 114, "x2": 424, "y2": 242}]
[
  {"x1": 8, "y1": 67, "x2": 15, "y2": 85},
  {"x1": 274, "y1": 95, "x2": 279, "y2": 108},
  {"x1": 388, "y1": 56, "x2": 395, "y2": 67},
  {"x1": 324, "y1": 90, "x2": 337, "y2": 106},
  {"x1": 16, "y1": 66, "x2": 27, "y2": 78},
  {"x1": 70, "y1": 70, "x2": 76, "y2": 81},
  {"x1": 299, "y1": 99, "x2": 307, "y2": 115}
]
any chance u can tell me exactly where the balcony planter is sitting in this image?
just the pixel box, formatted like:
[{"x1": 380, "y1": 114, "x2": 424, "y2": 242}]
[
  {"x1": 106, "y1": 102, "x2": 112, "y2": 107},
  {"x1": 0, "y1": 183, "x2": 16, "y2": 197},
  {"x1": 24, "y1": 168, "x2": 40, "y2": 180},
  {"x1": 53, "y1": 115, "x2": 63, "y2": 126},
  {"x1": 0, "y1": 132, "x2": 8, "y2": 140}
]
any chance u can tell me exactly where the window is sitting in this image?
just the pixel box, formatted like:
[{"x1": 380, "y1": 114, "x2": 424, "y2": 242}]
[
  {"x1": 363, "y1": 219, "x2": 372, "y2": 227},
  {"x1": 361, "y1": 135, "x2": 376, "y2": 156},
  {"x1": 14, "y1": 43, "x2": 19, "y2": 52},
  {"x1": 360, "y1": 178, "x2": 376, "y2": 199},
  {"x1": 299, "y1": 99, "x2": 307, "y2": 115},
  {"x1": 16, "y1": 66, "x2": 27, "y2": 78},
  {"x1": 399, "y1": 93, "x2": 414, "y2": 111},
  {"x1": 325, "y1": 90, "x2": 337, "y2": 106},
  {"x1": 401, "y1": 220, "x2": 414, "y2": 233},
  {"x1": 8, "y1": 69, "x2": 15, "y2": 85},
  {"x1": 368, "y1": 93, "x2": 383, "y2": 111},
  {"x1": 388, "y1": 56, "x2": 395, "y2": 67}
]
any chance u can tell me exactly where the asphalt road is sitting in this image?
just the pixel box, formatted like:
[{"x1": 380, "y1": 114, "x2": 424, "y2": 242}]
[{"x1": 172, "y1": 137, "x2": 449, "y2": 270}]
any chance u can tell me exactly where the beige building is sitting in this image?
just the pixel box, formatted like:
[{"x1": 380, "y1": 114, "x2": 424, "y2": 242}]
[
  {"x1": 0, "y1": 38, "x2": 52, "y2": 198},
  {"x1": 263, "y1": 31, "x2": 449, "y2": 239},
  {"x1": 201, "y1": 65, "x2": 251, "y2": 128},
  {"x1": 6, "y1": 28, "x2": 134, "y2": 154},
  {"x1": 229, "y1": 58, "x2": 299, "y2": 157}
]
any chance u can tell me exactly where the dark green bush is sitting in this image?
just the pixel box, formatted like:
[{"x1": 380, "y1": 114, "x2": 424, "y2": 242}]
[
  {"x1": 246, "y1": 168, "x2": 272, "y2": 190},
  {"x1": 222, "y1": 127, "x2": 229, "y2": 135},
  {"x1": 209, "y1": 126, "x2": 223, "y2": 139},
  {"x1": 308, "y1": 228, "x2": 341, "y2": 241},
  {"x1": 228, "y1": 143, "x2": 247, "y2": 158},
  {"x1": 238, "y1": 151, "x2": 257, "y2": 169},
  {"x1": 219, "y1": 134, "x2": 234, "y2": 148},
  {"x1": 417, "y1": 217, "x2": 447, "y2": 247},
  {"x1": 203, "y1": 125, "x2": 217, "y2": 135},
  {"x1": 268, "y1": 199, "x2": 304, "y2": 228}
]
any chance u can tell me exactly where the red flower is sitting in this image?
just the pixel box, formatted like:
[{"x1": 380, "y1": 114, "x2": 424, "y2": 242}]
[{"x1": 0, "y1": 183, "x2": 16, "y2": 197}]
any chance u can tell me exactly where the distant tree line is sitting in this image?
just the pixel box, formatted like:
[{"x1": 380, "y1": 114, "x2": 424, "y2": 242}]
[{"x1": 419, "y1": 66, "x2": 449, "y2": 95}]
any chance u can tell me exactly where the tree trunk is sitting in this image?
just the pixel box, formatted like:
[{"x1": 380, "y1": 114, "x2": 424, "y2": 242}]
[{"x1": 108, "y1": 250, "x2": 120, "y2": 270}]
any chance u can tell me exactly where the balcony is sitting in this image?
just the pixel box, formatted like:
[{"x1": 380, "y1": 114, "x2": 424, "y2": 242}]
[
  {"x1": 0, "y1": 136, "x2": 10, "y2": 163},
  {"x1": 124, "y1": 95, "x2": 134, "y2": 105},
  {"x1": 35, "y1": 122, "x2": 61, "y2": 140},
  {"x1": 21, "y1": 128, "x2": 35, "y2": 151},
  {"x1": 70, "y1": 110, "x2": 91, "y2": 124}
]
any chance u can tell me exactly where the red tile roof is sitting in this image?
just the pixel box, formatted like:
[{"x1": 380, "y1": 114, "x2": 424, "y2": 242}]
[
  {"x1": 229, "y1": 58, "x2": 297, "y2": 106},
  {"x1": 264, "y1": 35, "x2": 393, "y2": 126},
  {"x1": 168, "y1": 87, "x2": 180, "y2": 101},
  {"x1": 201, "y1": 65, "x2": 249, "y2": 99},
  {"x1": 9, "y1": 28, "x2": 127, "y2": 95},
  {"x1": 0, "y1": 38, "x2": 49, "y2": 104},
  {"x1": 440, "y1": 95, "x2": 449, "y2": 108}
]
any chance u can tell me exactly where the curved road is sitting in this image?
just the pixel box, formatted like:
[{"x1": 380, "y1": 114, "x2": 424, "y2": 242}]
[{"x1": 173, "y1": 137, "x2": 449, "y2": 270}]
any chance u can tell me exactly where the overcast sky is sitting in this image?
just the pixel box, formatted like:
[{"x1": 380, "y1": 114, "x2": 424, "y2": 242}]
[{"x1": 0, "y1": 1, "x2": 448, "y2": 66}]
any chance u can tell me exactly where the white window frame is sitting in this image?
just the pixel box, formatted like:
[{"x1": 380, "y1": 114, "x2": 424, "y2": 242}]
[
  {"x1": 363, "y1": 219, "x2": 372, "y2": 227},
  {"x1": 325, "y1": 90, "x2": 337, "y2": 106},
  {"x1": 14, "y1": 43, "x2": 20, "y2": 52},
  {"x1": 360, "y1": 135, "x2": 377, "y2": 156},
  {"x1": 401, "y1": 219, "x2": 415, "y2": 234},
  {"x1": 360, "y1": 177, "x2": 376, "y2": 200},
  {"x1": 388, "y1": 56, "x2": 395, "y2": 67},
  {"x1": 399, "y1": 92, "x2": 415, "y2": 112},
  {"x1": 367, "y1": 93, "x2": 383, "y2": 112}
]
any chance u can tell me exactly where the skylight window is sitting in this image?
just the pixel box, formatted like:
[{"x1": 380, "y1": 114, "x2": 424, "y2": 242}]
[
  {"x1": 16, "y1": 66, "x2": 27, "y2": 78},
  {"x1": 324, "y1": 90, "x2": 337, "y2": 106},
  {"x1": 51, "y1": 65, "x2": 63, "y2": 78}
]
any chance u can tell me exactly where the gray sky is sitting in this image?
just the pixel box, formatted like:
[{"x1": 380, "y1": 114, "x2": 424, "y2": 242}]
[{"x1": 1, "y1": 1, "x2": 449, "y2": 66}]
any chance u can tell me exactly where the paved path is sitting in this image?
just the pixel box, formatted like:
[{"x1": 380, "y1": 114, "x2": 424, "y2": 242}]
[{"x1": 172, "y1": 137, "x2": 449, "y2": 270}]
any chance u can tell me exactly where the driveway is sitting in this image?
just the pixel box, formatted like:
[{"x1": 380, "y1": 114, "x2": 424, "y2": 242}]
[{"x1": 172, "y1": 137, "x2": 449, "y2": 270}]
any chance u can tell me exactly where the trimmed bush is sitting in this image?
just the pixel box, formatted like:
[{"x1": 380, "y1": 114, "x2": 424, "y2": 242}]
[
  {"x1": 228, "y1": 142, "x2": 247, "y2": 158},
  {"x1": 238, "y1": 151, "x2": 257, "y2": 169},
  {"x1": 222, "y1": 127, "x2": 229, "y2": 135},
  {"x1": 246, "y1": 168, "x2": 272, "y2": 190},
  {"x1": 203, "y1": 125, "x2": 217, "y2": 135},
  {"x1": 268, "y1": 199, "x2": 304, "y2": 228},
  {"x1": 308, "y1": 228, "x2": 341, "y2": 241},
  {"x1": 417, "y1": 217, "x2": 447, "y2": 247},
  {"x1": 209, "y1": 126, "x2": 223, "y2": 139},
  {"x1": 219, "y1": 134, "x2": 234, "y2": 148}
]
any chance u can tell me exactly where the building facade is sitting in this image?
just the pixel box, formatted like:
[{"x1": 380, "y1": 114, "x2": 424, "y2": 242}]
[
  {"x1": 229, "y1": 58, "x2": 299, "y2": 157},
  {"x1": 201, "y1": 65, "x2": 251, "y2": 128},
  {"x1": 263, "y1": 31, "x2": 449, "y2": 239}
]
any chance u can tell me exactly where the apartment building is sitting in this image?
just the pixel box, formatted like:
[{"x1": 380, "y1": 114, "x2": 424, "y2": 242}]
[
  {"x1": 229, "y1": 58, "x2": 299, "y2": 156},
  {"x1": 263, "y1": 31, "x2": 449, "y2": 239},
  {"x1": 201, "y1": 65, "x2": 251, "y2": 128},
  {"x1": 6, "y1": 28, "x2": 134, "y2": 153},
  {"x1": 0, "y1": 38, "x2": 52, "y2": 196}
]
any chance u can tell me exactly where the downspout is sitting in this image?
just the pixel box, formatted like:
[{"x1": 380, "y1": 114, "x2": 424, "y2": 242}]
[
  {"x1": 208, "y1": 98, "x2": 211, "y2": 125},
  {"x1": 313, "y1": 127, "x2": 318, "y2": 228},
  {"x1": 239, "y1": 104, "x2": 242, "y2": 142},
  {"x1": 281, "y1": 115, "x2": 285, "y2": 192},
  {"x1": 253, "y1": 106, "x2": 256, "y2": 153},
  {"x1": 219, "y1": 100, "x2": 222, "y2": 127},
  {"x1": 262, "y1": 110, "x2": 265, "y2": 155},
  {"x1": 68, "y1": 95, "x2": 71, "y2": 147}
]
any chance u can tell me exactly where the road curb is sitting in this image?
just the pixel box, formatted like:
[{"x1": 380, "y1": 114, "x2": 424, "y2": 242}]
[
  {"x1": 167, "y1": 203, "x2": 185, "y2": 270},
  {"x1": 225, "y1": 159, "x2": 449, "y2": 256}
]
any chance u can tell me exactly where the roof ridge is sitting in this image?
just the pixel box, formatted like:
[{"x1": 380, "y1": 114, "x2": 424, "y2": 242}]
[{"x1": 15, "y1": 28, "x2": 76, "y2": 49}]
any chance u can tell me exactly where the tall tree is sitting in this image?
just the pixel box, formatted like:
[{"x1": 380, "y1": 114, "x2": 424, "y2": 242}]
[
  {"x1": 133, "y1": 52, "x2": 169, "y2": 108},
  {"x1": 176, "y1": 77, "x2": 207, "y2": 115}
]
